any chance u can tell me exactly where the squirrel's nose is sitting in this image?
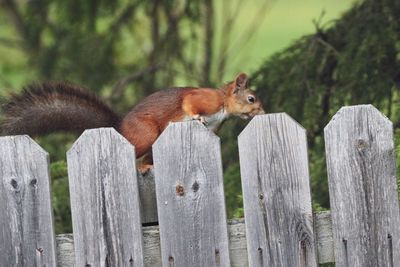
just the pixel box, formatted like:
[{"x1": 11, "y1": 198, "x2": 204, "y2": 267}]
[{"x1": 258, "y1": 108, "x2": 265, "y2": 115}]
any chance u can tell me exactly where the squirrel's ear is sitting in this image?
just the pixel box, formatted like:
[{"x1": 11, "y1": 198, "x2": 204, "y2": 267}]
[{"x1": 233, "y1": 73, "x2": 248, "y2": 94}]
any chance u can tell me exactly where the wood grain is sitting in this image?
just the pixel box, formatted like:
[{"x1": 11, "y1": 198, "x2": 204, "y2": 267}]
[
  {"x1": 238, "y1": 113, "x2": 317, "y2": 267},
  {"x1": 67, "y1": 128, "x2": 144, "y2": 266},
  {"x1": 0, "y1": 135, "x2": 56, "y2": 266},
  {"x1": 314, "y1": 211, "x2": 334, "y2": 264},
  {"x1": 152, "y1": 121, "x2": 230, "y2": 267},
  {"x1": 325, "y1": 105, "x2": 400, "y2": 266}
]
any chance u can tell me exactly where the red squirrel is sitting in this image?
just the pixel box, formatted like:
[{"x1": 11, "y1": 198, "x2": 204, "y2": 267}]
[{"x1": 0, "y1": 73, "x2": 264, "y2": 172}]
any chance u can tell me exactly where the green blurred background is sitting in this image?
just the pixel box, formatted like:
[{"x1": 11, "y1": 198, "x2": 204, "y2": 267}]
[{"x1": 1, "y1": 0, "x2": 399, "y2": 236}]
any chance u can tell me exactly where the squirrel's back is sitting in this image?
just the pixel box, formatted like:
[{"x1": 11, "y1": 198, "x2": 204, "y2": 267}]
[{"x1": 0, "y1": 82, "x2": 120, "y2": 136}]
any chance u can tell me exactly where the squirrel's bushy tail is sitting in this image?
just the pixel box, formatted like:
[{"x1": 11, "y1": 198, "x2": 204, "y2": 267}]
[{"x1": 0, "y1": 82, "x2": 120, "y2": 136}]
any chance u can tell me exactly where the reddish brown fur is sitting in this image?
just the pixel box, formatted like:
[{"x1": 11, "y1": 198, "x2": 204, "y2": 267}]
[
  {"x1": 224, "y1": 77, "x2": 264, "y2": 117},
  {"x1": 119, "y1": 87, "x2": 190, "y2": 157},
  {"x1": 120, "y1": 88, "x2": 226, "y2": 158},
  {"x1": 181, "y1": 89, "x2": 224, "y2": 117}
]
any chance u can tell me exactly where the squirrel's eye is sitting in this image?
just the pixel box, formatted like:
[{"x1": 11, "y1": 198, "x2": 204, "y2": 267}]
[{"x1": 247, "y1": 95, "x2": 255, "y2": 103}]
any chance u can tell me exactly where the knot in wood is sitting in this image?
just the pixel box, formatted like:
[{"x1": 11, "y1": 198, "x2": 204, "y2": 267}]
[
  {"x1": 192, "y1": 181, "x2": 199, "y2": 192},
  {"x1": 176, "y1": 184, "x2": 185, "y2": 196},
  {"x1": 30, "y1": 179, "x2": 37, "y2": 187},
  {"x1": 10, "y1": 178, "x2": 18, "y2": 189},
  {"x1": 356, "y1": 139, "x2": 368, "y2": 150}
]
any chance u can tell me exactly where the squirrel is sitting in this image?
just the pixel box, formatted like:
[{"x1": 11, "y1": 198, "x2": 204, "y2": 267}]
[{"x1": 0, "y1": 73, "x2": 264, "y2": 172}]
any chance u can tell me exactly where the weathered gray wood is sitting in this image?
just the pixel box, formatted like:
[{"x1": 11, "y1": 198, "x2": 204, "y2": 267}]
[
  {"x1": 137, "y1": 169, "x2": 158, "y2": 224},
  {"x1": 56, "y1": 214, "x2": 336, "y2": 266},
  {"x1": 238, "y1": 113, "x2": 317, "y2": 267},
  {"x1": 0, "y1": 135, "x2": 57, "y2": 266},
  {"x1": 153, "y1": 121, "x2": 230, "y2": 267},
  {"x1": 324, "y1": 105, "x2": 400, "y2": 266},
  {"x1": 56, "y1": 220, "x2": 248, "y2": 267},
  {"x1": 227, "y1": 219, "x2": 249, "y2": 267},
  {"x1": 67, "y1": 128, "x2": 144, "y2": 266},
  {"x1": 314, "y1": 211, "x2": 334, "y2": 264},
  {"x1": 55, "y1": 227, "x2": 164, "y2": 267},
  {"x1": 142, "y1": 225, "x2": 162, "y2": 266},
  {"x1": 57, "y1": 234, "x2": 74, "y2": 267}
]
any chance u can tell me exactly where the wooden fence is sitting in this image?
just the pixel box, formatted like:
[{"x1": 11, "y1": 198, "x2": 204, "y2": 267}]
[{"x1": 1, "y1": 104, "x2": 399, "y2": 266}]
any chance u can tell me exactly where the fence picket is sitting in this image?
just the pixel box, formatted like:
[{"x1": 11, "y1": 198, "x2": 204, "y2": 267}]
[
  {"x1": 324, "y1": 105, "x2": 400, "y2": 266},
  {"x1": 153, "y1": 121, "x2": 230, "y2": 267},
  {"x1": 238, "y1": 113, "x2": 317, "y2": 267},
  {"x1": 67, "y1": 128, "x2": 144, "y2": 266},
  {"x1": 0, "y1": 135, "x2": 56, "y2": 266}
]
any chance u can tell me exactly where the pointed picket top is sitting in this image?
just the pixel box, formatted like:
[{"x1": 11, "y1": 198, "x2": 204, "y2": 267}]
[
  {"x1": 324, "y1": 104, "x2": 392, "y2": 131},
  {"x1": 324, "y1": 104, "x2": 400, "y2": 266},
  {"x1": 239, "y1": 113, "x2": 306, "y2": 141},
  {"x1": 68, "y1": 127, "x2": 134, "y2": 154},
  {"x1": 67, "y1": 127, "x2": 144, "y2": 266},
  {"x1": 0, "y1": 135, "x2": 56, "y2": 266},
  {"x1": 238, "y1": 113, "x2": 317, "y2": 267},
  {"x1": 0, "y1": 134, "x2": 49, "y2": 154}
]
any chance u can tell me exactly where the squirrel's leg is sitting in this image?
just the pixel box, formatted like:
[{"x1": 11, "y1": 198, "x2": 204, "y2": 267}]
[
  {"x1": 182, "y1": 97, "x2": 209, "y2": 125},
  {"x1": 138, "y1": 152, "x2": 153, "y2": 174},
  {"x1": 119, "y1": 116, "x2": 159, "y2": 174}
]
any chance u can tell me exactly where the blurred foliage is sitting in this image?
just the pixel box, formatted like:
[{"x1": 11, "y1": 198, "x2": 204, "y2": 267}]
[
  {"x1": 50, "y1": 160, "x2": 71, "y2": 234},
  {"x1": 0, "y1": 0, "x2": 400, "y2": 235}
]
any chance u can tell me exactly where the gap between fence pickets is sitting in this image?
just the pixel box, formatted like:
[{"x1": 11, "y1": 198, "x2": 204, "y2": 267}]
[{"x1": 56, "y1": 212, "x2": 334, "y2": 266}]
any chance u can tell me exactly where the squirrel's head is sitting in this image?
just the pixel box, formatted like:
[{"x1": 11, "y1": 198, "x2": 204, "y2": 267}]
[{"x1": 225, "y1": 73, "x2": 265, "y2": 119}]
